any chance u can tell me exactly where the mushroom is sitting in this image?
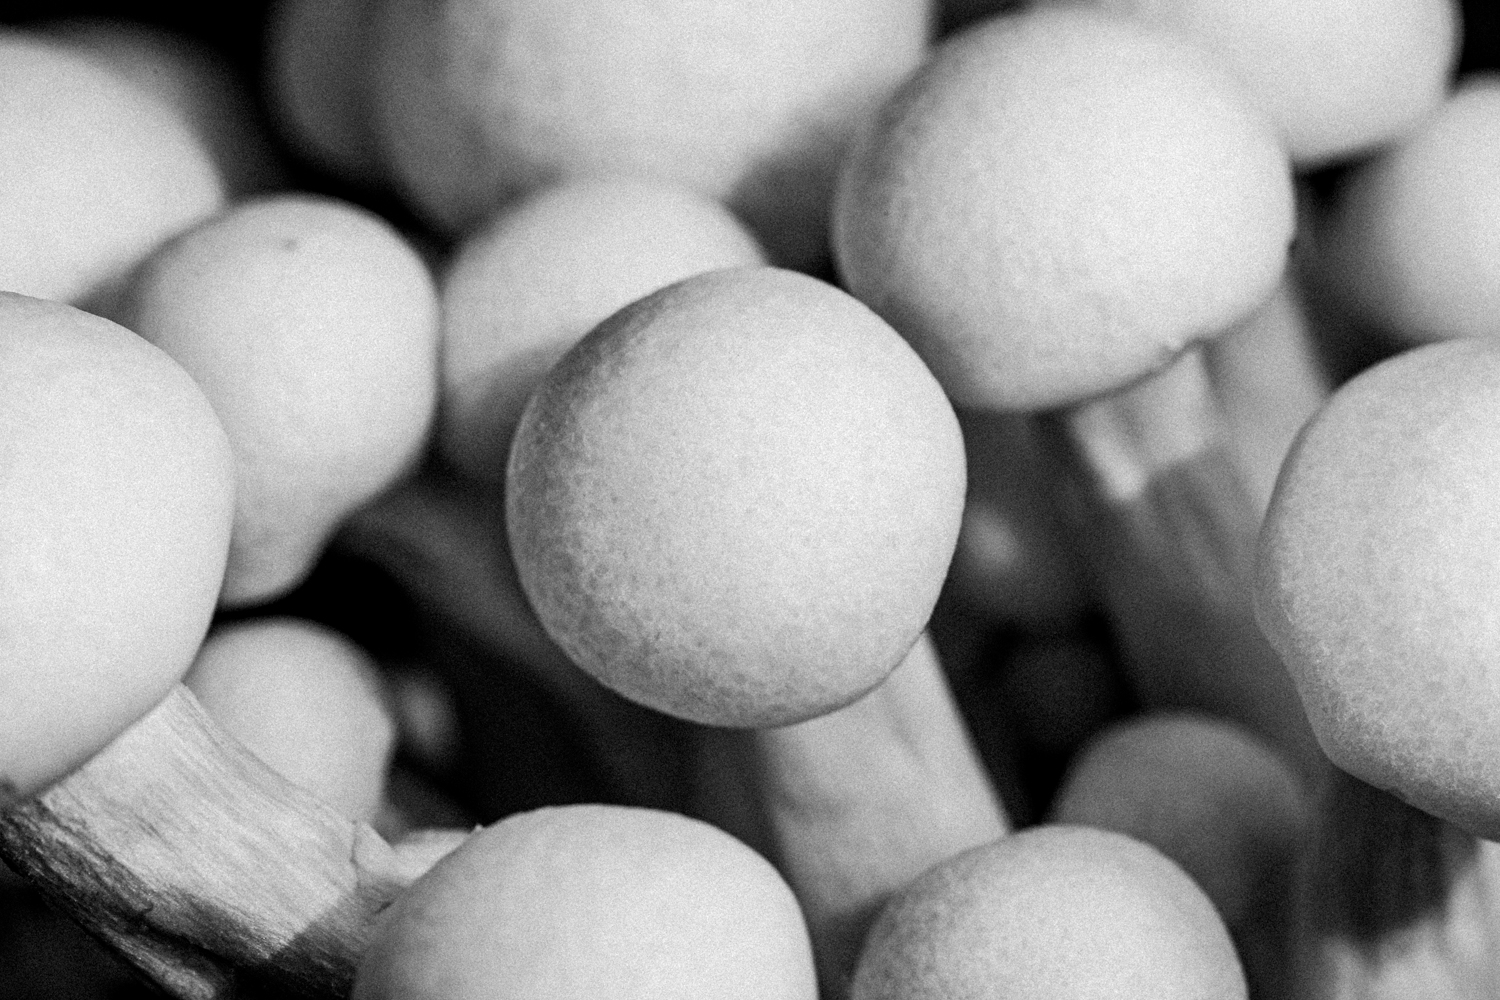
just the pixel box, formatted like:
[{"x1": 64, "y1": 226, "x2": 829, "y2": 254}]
[
  {"x1": 1257, "y1": 337, "x2": 1500, "y2": 995},
  {"x1": 118, "y1": 193, "x2": 439, "y2": 608},
  {"x1": 0, "y1": 293, "x2": 233, "y2": 802},
  {"x1": 505, "y1": 265, "x2": 967, "y2": 728},
  {"x1": 833, "y1": 5, "x2": 1318, "y2": 776}
]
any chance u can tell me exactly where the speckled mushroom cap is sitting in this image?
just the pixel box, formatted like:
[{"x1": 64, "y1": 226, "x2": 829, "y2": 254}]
[
  {"x1": 1256, "y1": 339, "x2": 1500, "y2": 839},
  {"x1": 851, "y1": 824, "x2": 1247, "y2": 1000},
  {"x1": 438, "y1": 177, "x2": 765, "y2": 483},
  {"x1": 505, "y1": 266, "x2": 966, "y2": 728},
  {"x1": 834, "y1": 5, "x2": 1293, "y2": 412}
]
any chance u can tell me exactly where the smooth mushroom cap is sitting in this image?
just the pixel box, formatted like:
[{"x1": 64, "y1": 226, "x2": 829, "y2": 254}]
[
  {"x1": 354, "y1": 804, "x2": 817, "y2": 1000},
  {"x1": 120, "y1": 194, "x2": 439, "y2": 607},
  {"x1": 1035, "y1": 0, "x2": 1458, "y2": 166},
  {"x1": 0, "y1": 293, "x2": 234, "y2": 801},
  {"x1": 1316, "y1": 78, "x2": 1500, "y2": 346}
]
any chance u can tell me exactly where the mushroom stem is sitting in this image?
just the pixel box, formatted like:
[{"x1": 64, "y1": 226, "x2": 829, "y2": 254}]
[
  {"x1": 0, "y1": 685, "x2": 418, "y2": 1000},
  {"x1": 1044, "y1": 346, "x2": 1324, "y2": 782},
  {"x1": 1293, "y1": 769, "x2": 1500, "y2": 998},
  {"x1": 730, "y1": 635, "x2": 1008, "y2": 999},
  {"x1": 1203, "y1": 281, "x2": 1330, "y2": 516}
]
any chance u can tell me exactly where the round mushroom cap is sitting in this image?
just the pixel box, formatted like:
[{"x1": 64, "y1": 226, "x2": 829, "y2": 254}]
[
  {"x1": 834, "y1": 5, "x2": 1293, "y2": 411},
  {"x1": 354, "y1": 804, "x2": 817, "y2": 1000},
  {"x1": 1256, "y1": 339, "x2": 1500, "y2": 839},
  {"x1": 0, "y1": 293, "x2": 234, "y2": 800},
  {"x1": 506, "y1": 266, "x2": 966, "y2": 727},
  {"x1": 852, "y1": 824, "x2": 1248, "y2": 1000}
]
